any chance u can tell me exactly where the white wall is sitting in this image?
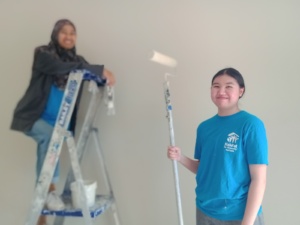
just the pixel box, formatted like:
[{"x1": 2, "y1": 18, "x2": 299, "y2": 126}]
[{"x1": 1, "y1": 1, "x2": 300, "y2": 224}]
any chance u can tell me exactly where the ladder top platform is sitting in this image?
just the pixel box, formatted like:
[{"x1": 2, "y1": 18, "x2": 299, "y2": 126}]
[{"x1": 41, "y1": 195, "x2": 113, "y2": 218}]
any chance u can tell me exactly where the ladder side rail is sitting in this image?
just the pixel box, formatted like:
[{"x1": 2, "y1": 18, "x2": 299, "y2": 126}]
[
  {"x1": 25, "y1": 71, "x2": 85, "y2": 225},
  {"x1": 91, "y1": 128, "x2": 121, "y2": 225},
  {"x1": 63, "y1": 83, "x2": 104, "y2": 193},
  {"x1": 110, "y1": 203, "x2": 121, "y2": 225},
  {"x1": 91, "y1": 128, "x2": 113, "y2": 193},
  {"x1": 53, "y1": 74, "x2": 104, "y2": 225},
  {"x1": 65, "y1": 132, "x2": 93, "y2": 225}
]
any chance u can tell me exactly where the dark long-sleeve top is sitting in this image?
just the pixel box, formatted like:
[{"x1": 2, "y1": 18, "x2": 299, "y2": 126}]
[{"x1": 11, "y1": 46, "x2": 104, "y2": 132}]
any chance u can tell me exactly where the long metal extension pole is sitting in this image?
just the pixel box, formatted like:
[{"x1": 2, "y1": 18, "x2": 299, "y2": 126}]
[{"x1": 163, "y1": 80, "x2": 184, "y2": 225}]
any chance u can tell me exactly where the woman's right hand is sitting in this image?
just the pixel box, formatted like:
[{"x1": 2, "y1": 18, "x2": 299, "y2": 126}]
[{"x1": 167, "y1": 146, "x2": 182, "y2": 161}]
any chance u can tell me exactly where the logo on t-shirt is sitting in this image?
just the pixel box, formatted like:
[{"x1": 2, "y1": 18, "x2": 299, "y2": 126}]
[{"x1": 224, "y1": 132, "x2": 239, "y2": 152}]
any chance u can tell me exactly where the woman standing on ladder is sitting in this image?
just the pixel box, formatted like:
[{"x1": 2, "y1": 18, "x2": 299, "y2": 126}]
[
  {"x1": 11, "y1": 19, "x2": 115, "y2": 225},
  {"x1": 167, "y1": 68, "x2": 268, "y2": 225}
]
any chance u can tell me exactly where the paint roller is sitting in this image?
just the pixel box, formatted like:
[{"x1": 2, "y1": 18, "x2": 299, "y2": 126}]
[
  {"x1": 149, "y1": 50, "x2": 178, "y2": 68},
  {"x1": 149, "y1": 50, "x2": 184, "y2": 225}
]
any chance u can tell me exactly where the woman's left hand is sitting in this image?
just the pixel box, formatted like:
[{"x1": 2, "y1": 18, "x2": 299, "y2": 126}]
[{"x1": 102, "y1": 68, "x2": 116, "y2": 86}]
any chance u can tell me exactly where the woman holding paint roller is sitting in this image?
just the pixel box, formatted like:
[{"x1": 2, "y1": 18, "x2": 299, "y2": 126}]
[
  {"x1": 167, "y1": 68, "x2": 268, "y2": 225},
  {"x1": 11, "y1": 19, "x2": 115, "y2": 225}
]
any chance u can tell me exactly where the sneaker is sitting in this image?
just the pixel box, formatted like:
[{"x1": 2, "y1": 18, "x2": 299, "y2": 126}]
[{"x1": 46, "y1": 191, "x2": 65, "y2": 211}]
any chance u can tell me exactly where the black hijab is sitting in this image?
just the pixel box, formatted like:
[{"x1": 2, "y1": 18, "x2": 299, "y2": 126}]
[{"x1": 36, "y1": 19, "x2": 82, "y2": 89}]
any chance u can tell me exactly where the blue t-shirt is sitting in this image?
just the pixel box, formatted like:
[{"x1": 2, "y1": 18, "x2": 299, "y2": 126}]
[
  {"x1": 41, "y1": 85, "x2": 64, "y2": 126},
  {"x1": 194, "y1": 110, "x2": 268, "y2": 221}
]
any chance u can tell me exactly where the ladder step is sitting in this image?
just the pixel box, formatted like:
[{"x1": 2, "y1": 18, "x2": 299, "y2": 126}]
[{"x1": 41, "y1": 195, "x2": 113, "y2": 218}]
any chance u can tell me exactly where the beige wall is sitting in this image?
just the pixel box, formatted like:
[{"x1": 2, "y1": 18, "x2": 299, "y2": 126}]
[{"x1": 1, "y1": 1, "x2": 300, "y2": 224}]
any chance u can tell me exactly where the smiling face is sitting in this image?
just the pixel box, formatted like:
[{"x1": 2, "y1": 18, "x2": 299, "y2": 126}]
[
  {"x1": 57, "y1": 24, "x2": 77, "y2": 49},
  {"x1": 211, "y1": 74, "x2": 245, "y2": 116}
]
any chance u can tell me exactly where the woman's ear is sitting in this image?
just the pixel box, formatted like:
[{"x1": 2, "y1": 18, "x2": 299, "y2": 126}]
[{"x1": 239, "y1": 88, "x2": 245, "y2": 98}]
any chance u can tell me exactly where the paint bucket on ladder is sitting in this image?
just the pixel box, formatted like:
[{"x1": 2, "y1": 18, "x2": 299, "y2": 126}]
[{"x1": 70, "y1": 180, "x2": 97, "y2": 208}]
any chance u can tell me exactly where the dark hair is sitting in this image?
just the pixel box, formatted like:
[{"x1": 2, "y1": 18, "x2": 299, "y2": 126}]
[{"x1": 211, "y1": 67, "x2": 245, "y2": 98}]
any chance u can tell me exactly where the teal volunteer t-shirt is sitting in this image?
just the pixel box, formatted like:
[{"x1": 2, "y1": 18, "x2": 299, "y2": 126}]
[{"x1": 194, "y1": 111, "x2": 268, "y2": 220}]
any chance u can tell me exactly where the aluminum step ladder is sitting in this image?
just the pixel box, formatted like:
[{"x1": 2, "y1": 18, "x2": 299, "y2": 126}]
[{"x1": 24, "y1": 70, "x2": 120, "y2": 225}]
